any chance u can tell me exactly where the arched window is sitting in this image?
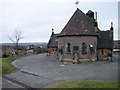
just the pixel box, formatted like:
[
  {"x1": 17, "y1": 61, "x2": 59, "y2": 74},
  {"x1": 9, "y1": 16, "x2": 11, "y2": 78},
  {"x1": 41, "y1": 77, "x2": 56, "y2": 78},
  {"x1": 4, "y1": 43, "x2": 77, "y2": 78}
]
[
  {"x1": 89, "y1": 44, "x2": 95, "y2": 55},
  {"x1": 67, "y1": 43, "x2": 71, "y2": 53},
  {"x1": 82, "y1": 42, "x2": 87, "y2": 54},
  {"x1": 101, "y1": 49, "x2": 104, "y2": 55}
]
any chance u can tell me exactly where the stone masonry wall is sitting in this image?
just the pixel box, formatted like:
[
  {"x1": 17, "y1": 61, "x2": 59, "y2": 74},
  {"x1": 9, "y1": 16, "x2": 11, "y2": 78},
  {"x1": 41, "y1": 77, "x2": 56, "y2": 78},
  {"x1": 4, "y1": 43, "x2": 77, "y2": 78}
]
[{"x1": 58, "y1": 36, "x2": 97, "y2": 61}]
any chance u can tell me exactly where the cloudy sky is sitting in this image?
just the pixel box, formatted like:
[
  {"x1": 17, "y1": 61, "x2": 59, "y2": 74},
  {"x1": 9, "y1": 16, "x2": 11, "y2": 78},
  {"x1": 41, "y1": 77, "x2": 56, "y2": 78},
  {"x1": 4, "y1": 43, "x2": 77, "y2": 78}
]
[{"x1": 0, "y1": 0, "x2": 119, "y2": 43}]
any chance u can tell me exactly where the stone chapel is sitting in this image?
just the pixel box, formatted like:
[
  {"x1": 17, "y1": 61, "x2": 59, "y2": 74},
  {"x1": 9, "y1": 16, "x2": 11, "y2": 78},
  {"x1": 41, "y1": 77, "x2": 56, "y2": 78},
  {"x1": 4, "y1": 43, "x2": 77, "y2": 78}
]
[{"x1": 47, "y1": 8, "x2": 113, "y2": 63}]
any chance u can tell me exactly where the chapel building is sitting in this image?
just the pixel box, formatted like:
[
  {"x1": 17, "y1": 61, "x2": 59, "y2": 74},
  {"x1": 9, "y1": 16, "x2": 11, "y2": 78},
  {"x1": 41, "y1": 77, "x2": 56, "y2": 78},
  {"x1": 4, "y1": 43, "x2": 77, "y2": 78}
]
[{"x1": 47, "y1": 8, "x2": 113, "y2": 62}]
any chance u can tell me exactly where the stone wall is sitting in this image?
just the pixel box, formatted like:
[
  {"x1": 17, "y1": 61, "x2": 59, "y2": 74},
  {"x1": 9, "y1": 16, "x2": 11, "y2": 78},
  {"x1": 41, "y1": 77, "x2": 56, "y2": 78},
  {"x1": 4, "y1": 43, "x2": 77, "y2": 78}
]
[
  {"x1": 58, "y1": 36, "x2": 97, "y2": 61},
  {"x1": 97, "y1": 49, "x2": 112, "y2": 61},
  {"x1": 48, "y1": 48, "x2": 57, "y2": 56}
]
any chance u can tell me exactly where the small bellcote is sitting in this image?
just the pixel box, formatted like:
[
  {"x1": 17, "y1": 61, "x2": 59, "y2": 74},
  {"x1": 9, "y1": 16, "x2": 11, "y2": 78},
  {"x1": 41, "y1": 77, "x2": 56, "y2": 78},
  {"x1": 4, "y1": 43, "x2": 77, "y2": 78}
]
[
  {"x1": 86, "y1": 10, "x2": 94, "y2": 21},
  {"x1": 52, "y1": 28, "x2": 54, "y2": 35},
  {"x1": 110, "y1": 22, "x2": 114, "y2": 31},
  {"x1": 86, "y1": 10, "x2": 98, "y2": 27}
]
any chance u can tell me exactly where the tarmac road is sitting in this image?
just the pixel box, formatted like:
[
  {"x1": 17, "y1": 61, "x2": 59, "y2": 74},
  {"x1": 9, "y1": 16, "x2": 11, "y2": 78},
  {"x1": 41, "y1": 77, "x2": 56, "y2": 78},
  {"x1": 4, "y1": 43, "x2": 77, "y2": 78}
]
[
  {"x1": 2, "y1": 53, "x2": 119, "y2": 88},
  {"x1": 2, "y1": 77, "x2": 24, "y2": 89}
]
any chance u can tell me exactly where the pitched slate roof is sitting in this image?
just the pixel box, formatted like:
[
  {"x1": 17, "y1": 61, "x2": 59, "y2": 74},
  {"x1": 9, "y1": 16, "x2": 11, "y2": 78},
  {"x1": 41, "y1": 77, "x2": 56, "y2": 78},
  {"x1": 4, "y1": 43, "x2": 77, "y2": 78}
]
[
  {"x1": 97, "y1": 31, "x2": 113, "y2": 49},
  {"x1": 59, "y1": 8, "x2": 98, "y2": 36},
  {"x1": 47, "y1": 33, "x2": 59, "y2": 48}
]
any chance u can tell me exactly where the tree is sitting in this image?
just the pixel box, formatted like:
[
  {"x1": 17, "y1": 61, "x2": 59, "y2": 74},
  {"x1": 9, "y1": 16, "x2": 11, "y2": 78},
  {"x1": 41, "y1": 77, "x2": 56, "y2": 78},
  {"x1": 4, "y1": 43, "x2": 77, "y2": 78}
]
[{"x1": 8, "y1": 30, "x2": 23, "y2": 55}]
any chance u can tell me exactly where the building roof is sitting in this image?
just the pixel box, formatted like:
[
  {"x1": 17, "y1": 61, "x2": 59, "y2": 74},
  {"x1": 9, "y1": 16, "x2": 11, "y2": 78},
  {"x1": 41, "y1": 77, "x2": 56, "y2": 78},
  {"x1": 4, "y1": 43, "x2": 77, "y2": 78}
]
[
  {"x1": 47, "y1": 33, "x2": 59, "y2": 48},
  {"x1": 97, "y1": 30, "x2": 113, "y2": 49},
  {"x1": 59, "y1": 8, "x2": 98, "y2": 37}
]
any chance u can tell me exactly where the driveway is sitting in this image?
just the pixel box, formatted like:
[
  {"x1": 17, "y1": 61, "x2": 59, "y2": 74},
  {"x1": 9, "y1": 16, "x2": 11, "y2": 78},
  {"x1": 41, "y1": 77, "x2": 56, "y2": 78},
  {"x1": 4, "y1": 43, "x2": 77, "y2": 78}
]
[{"x1": 3, "y1": 53, "x2": 119, "y2": 88}]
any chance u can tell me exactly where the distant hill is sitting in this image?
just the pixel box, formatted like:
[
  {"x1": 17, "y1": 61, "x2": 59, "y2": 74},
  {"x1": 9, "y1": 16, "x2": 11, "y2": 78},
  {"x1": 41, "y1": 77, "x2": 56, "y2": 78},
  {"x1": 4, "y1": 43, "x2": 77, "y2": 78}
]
[
  {"x1": 1, "y1": 40, "x2": 120, "y2": 48},
  {"x1": 0, "y1": 42, "x2": 47, "y2": 46}
]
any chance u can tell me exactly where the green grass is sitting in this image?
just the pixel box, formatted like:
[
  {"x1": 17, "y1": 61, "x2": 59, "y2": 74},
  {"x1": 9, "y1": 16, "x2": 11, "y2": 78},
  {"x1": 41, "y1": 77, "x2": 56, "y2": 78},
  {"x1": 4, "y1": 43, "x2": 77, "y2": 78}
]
[
  {"x1": 46, "y1": 81, "x2": 119, "y2": 88},
  {"x1": 1, "y1": 57, "x2": 17, "y2": 76},
  {"x1": 0, "y1": 55, "x2": 29, "y2": 76}
]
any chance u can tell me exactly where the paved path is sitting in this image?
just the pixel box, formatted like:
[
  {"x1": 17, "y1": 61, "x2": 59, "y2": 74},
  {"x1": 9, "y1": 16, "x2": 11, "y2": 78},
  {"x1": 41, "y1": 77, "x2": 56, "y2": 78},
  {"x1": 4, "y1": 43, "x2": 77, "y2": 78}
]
[
  {"x1": 3, "y1": 53, "x2": 119, "y2": 88},
  {"x1": 2, "y1": 77, "x2": 24, "y2": 89}
]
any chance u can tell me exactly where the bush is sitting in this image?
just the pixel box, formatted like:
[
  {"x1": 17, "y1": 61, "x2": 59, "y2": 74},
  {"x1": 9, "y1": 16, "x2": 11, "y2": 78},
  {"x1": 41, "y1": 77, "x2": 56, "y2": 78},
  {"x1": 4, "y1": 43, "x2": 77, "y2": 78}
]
[{"x1": 2, "y1": 54, "x2": 9, "y2": 58}]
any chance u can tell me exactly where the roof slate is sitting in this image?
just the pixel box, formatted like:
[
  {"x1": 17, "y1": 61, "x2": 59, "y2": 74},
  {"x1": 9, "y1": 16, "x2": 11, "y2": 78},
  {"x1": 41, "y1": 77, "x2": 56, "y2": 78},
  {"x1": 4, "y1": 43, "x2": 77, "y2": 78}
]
[
  {"x1": 47, "y1": 34, "x2": 59, "y2": 48},
  {"x1": 47, "y1": 8, "x2": 113, "y2": 50},
  {"x1": 97, "y1": 31, "x2": 113, "y2": 49},
  {"x1": 60, "y1": 8, "x2": 97, "y2": 36}
]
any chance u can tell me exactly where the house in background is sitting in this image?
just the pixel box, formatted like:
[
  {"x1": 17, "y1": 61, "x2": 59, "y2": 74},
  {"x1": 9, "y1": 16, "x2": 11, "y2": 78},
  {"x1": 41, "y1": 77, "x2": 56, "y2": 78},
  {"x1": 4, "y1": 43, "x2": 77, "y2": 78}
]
[
  {"x1": 48, "y1": 8, "x2": 113, "y2": 63},
  {"x1": 113, "y1": 40, "x2": 120, "y2": 53}
]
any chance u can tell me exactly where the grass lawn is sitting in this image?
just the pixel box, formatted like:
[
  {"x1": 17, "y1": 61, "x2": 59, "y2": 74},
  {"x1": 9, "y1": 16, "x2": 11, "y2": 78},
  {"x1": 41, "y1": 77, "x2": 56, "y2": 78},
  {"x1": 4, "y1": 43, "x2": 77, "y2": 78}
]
[
  {"x1": 1, "y1": 57, "x2": 17, "y2": 76},
  {"x1": 46, "y1": 81, "x2": 119, "y2": 88},
  {"x1": 0, "y1": 55, "x2": 30, "y2": 76}
]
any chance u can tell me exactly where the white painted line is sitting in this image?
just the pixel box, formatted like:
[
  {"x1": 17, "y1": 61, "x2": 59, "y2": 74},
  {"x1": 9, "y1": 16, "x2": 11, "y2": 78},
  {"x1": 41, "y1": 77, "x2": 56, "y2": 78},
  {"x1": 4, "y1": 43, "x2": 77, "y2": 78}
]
[{"x1": 3, "y1": 78, "x2": 24, "y2": 88}]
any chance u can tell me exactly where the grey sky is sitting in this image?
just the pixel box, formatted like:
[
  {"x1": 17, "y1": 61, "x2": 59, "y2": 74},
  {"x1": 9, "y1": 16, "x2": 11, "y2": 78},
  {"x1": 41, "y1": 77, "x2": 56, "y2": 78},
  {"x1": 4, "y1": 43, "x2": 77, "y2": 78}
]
[{"x1": 0, "y1": 0, "x2": 119, "y2": 43}]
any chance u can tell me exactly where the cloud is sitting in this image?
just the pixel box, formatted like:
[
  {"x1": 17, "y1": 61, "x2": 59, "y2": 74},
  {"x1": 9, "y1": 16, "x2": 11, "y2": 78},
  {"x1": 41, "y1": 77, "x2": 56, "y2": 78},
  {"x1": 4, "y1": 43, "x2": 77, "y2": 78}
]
[{"x1": 0, "y1": 1, "x2": 118, "y2": 43}]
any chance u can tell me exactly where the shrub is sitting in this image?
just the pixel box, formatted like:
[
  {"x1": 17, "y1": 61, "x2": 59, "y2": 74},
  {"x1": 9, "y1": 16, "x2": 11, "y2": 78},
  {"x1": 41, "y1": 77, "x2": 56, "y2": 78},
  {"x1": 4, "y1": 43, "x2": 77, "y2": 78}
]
[{"x1": 2, "y1": 53, "x2": 9, "y2": 58}]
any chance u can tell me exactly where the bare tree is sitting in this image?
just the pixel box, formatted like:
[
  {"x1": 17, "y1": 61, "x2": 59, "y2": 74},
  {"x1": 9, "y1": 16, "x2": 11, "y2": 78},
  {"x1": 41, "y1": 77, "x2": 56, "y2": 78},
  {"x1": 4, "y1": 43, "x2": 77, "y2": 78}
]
[{"x1": 8, "y1": 30, "x2": 23, "y2": 55}]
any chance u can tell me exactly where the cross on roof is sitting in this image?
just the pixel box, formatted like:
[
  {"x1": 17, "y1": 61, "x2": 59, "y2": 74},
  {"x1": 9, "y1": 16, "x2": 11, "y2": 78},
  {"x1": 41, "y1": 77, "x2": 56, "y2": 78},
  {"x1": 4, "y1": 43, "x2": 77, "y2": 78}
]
[{"x1": 75, "y1": 0, "x2": 79, "y2": 8}]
